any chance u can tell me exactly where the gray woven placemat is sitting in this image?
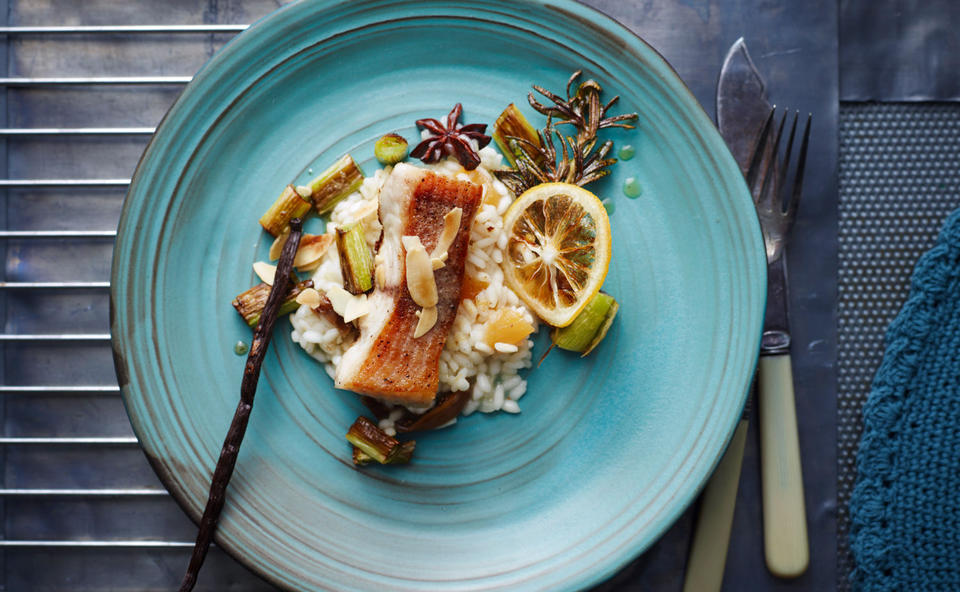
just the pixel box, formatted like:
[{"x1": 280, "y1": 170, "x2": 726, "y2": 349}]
[{"x1": 838, "y1": 102, "x2": 960, "y2": 590}]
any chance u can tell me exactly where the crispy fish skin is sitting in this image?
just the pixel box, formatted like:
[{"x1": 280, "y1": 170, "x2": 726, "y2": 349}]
[{"x1": 335, "y1": 165, "x2": 482, "y2": 406}]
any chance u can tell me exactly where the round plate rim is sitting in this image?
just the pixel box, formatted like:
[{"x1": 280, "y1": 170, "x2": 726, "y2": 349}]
[{"x1": 110, "y1": 1, "x2": 765, "y2": 590}]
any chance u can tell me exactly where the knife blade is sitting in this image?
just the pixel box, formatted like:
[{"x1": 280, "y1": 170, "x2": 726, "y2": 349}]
[
  {"x1": 719, "y1": 38, "x2": 809, "y2": 579},
  {"x1": 683, "y1": 38, "x2": 807, "y2": 592}
]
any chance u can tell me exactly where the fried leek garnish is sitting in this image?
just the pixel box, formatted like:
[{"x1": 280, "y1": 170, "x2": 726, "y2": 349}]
[
  {"x1": 311, "y1": 154, "x2": 364, "y2": 215},
  {"x1": 492, "y1": 103, "x2": 541, "y2": 167},
  {"x1": 232, "y1": 279, "x2": 313, "y2": 328},
  {"x1": 551, "y1": 291, "x2": 619, "y2": 356},
  {"x1": 336, "y1": 221, "x2": 374, "y2": 294},
  {"x1": 259, "y1": 184, "x2": 312, "y2": 237},
  {"x1": 258, "y1": 154, "x2": 364, "y2": 236},
  {"x1": 374, "y1": 133, "x2": 409, "y2": 165},
  {"x1": 346, "y1": 416, "x2": 416, "y2": 466}
]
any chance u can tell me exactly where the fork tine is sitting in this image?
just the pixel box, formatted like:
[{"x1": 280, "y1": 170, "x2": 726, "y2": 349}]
[
  {"x1": 745, "y1": 108, "x2": 776, "y2": 193},
  {"x1": 777, "y1": 111, "x2": 800, "y2": 211},
  {"x1": 755, "y1": 109, "x2": 788, "y2": 206},
  {"x1": 785, "y1": 113, "x2": 812, "y2": 220}
]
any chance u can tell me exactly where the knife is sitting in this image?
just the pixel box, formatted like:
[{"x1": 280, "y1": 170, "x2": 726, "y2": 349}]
[
  {"x1": 682, "y1": 39, "x2": 808, "y2": 592},
  {"x1": 719, "y1": 38, "x2": 809, "y2": 579}
]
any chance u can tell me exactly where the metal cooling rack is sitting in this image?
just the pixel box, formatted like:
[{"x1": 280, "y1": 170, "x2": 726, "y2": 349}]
[{"x1": 0, "y1": 4, "x2": 279, "y2": 589}]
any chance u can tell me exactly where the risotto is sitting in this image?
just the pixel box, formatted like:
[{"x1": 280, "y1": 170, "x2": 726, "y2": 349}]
[{"x1": 290, "y1": 146, "x2": 537, "y2": 432}]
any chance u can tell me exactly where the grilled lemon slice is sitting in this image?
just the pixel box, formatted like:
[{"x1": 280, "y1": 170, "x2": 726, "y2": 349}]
[{"x1": 502, "y1": 183, "x2": 612, "y2": 327}]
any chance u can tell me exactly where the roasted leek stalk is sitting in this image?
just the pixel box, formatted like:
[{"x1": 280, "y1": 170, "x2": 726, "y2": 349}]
[
  {"x1": 259, "y1": 184, "x2": 312, "y2": 237},
  {"x1": 232, "y1": 279, "x2": 313, "y2": 328},
  {"x1": 336, "y1": 221, "x2": 374, "y2": 294},
  {"x1": 346, "y1": 416, "x2": 416, "y2": 465},
  {"x1": 311, "y1": 154, "x2": 364, "y2": 214},
  {"x1": 552, "y1": 292, "x2": 618, "y2": 356},
  {"x1": 492, "y1": 103, "x2": 541, "y2": 167}
]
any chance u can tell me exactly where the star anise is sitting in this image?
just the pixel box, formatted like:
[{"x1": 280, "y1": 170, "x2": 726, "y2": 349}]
[{"x1": 410, "y1": 103, "x2": 491, "y2": 170}]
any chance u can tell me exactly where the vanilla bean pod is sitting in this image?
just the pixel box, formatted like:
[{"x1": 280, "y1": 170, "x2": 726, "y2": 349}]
[{"x1": 179, "y1": 218, "x2": 303, "y2": 592}]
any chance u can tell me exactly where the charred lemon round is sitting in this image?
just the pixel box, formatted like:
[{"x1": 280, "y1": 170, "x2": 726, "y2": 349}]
[{"x1": 502, "y1": 183, "x2": 612, "y2": 327}]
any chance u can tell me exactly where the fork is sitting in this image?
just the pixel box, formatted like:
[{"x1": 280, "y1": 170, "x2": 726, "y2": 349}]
[{"x1": 748, "y1": 107, "x2": 812, "y2": 578}]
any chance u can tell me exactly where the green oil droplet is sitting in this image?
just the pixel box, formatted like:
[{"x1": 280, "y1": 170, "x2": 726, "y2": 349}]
[
  {"x1": 618, "y1": 145, "x2": 636, "y2": 161},
  {"x1": 603, "y1": 199, "x2": 615, "y2": 215},
  {"x1": 234, "y1": 341, "x2": 249, "y2": 356},
  {"x1": 623, "y1": 177, "x2": 642, "y2": 199}
]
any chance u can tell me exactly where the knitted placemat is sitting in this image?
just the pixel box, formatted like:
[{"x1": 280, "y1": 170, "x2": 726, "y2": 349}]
[
  {"x1": 838, "y1": 102, "x2": 960, "y2": 590},
  {"x1": 848, "y1": 206, "x2": 960, "y2": 590}
]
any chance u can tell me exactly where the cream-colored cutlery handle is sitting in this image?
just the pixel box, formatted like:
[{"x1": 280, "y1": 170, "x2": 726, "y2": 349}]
[
  {"x1": 682, "y1": 418, "x2": 749, "y2": 592},
  {"x1": 758, "y1": 354, "x2": 809, "y2": 577}
]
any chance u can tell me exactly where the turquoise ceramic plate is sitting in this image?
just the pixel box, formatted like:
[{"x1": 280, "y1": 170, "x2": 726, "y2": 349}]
[{"x1": 112, "y1": 1, "x2": 765, "y2": 590}]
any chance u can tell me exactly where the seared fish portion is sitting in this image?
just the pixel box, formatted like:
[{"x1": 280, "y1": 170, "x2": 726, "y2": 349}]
[{"x1": 335, "y1": 164, "x2": 482, "y2": 406}]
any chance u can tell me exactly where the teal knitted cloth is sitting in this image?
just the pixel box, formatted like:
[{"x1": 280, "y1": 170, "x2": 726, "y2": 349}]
[{"x1": 850, "y1": 208, "x2": 960, "y2": 591}]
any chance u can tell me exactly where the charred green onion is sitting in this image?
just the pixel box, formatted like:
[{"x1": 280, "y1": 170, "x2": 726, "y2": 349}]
[
  {"x1": 395, "y1": 390, "x2": 470, "y2": 433},
  {"x1": 492, "y1": 103, "x2": 541, "y2": 167},
  {"x1": 259, "y1": 184, "x2": 312, "y2": 237},
  {"x1": 352, "y1": 441, "x2": 415, "y2": 466},
  {"x1": 552, "y1": 292, "x2": 618, "y2": 356},
  {"x1": 310, "y1": 154, "x2": 364, "y2": 215},
  {"x1": 374, "y1": 133, "x2": 409, "y2": 165},
  {"x1": 180, "y1": 219, "x2": 303, "y2": 592},
  {"x1": 259, "y1": 155, "x2": 363, "y2": 235},
  {"x1": 232, "y1": 279, "x2": 314, "y2": 328},
  {"x1": 346, "y1": 416, "x2": 416, "y2": 465},
  {"x1": 336, "y1": 222, "x2": 374, "y2": 294}
]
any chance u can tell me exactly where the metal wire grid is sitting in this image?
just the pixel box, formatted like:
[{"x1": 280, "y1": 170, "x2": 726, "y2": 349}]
[{"x1": 0, "y1": 8, "x2": 282, "y2": 589}]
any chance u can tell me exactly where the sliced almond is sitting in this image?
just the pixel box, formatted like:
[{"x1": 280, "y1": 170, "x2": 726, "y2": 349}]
[
  {"x1": 295, "y1": 184, "x2": 313, "y2": 199},
  {"x1": 325, "y1": 284, "x2": 352, "y2": 316},
  {"x1": 403, "y1": 235, "x2": 438, "y2": 308},
  {"x1": 349, "y1": 199, "x2": 379, "y2": 224},
  {"x1": 295, "y1": 287, "x2": 322, "y2": 308},
  {"x1": 253, "y1": 261, "x2": 277, "y2": 285},
  {"x1": 343, "y1": 293, "x2": 369, "y2": 323},
  {"x1": 414, "y1": 306, "x2": 438, "y2": 338},
  {"x1": 430, "y1": 207, "x2": 462, "y2": 261},
  {"x1": 375, "y1": 263, "x2": 386, "y2": 288},
  {"x1": 401, "y1": 235, "x2": 422, "y2": 251},
  {"x1": 294, "y1": 233, "x2": 334, "y2": 270},
  {"x1": 269, "y1": 229, "x2": 290, "y2": 260},
  {"x1": 431, "y1": 252, "x2": 448, "y2": 270}
]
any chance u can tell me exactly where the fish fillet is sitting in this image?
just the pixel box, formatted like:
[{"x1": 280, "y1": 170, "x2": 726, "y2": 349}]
[{"x1": 335, "y1": 163, "x2": 482, "y2": 406}]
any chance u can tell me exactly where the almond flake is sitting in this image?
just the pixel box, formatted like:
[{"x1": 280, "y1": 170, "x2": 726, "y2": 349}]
[
  {"x1": 269, "y1": 229, "x2": 290, "y2": 260},
  {"x1": 430, "y1": 207, "x2": 462, "y2": 261},
  {"x1": 414, "y1": 306, "x2": 438, "y2": 338},
  {"x1": 253, "y1": 261, "x2": 277, "y2": 285},
  {"x1": 375, "y1": 263, "x2": 386, "y2": 287},
  {"x1": 325, "y1": 284, "x2": 352, "y2": 316},
  {"x1": 294, "y1": 233, "x2": 334, "y2": 270},
  {"x1": 295, "y1": 185, "x2": 313, "y2": 198},
  {"x1": 295, "y1": 287, "x2": 322, "y2": 308},
  {"x1": 343, "y1": 293, "x2": 369, "y2": 323},
  {"x1": 402, "y1": 235, "x2": 438, "y2": 308},
  {"x1": 349, "y1": 200, "x2": 379, "y2": 224}
]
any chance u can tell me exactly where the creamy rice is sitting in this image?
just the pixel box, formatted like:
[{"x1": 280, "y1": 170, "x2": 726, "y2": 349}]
[{"x1": 290, "y1": 146, "x2": 537, "y2": 431}]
